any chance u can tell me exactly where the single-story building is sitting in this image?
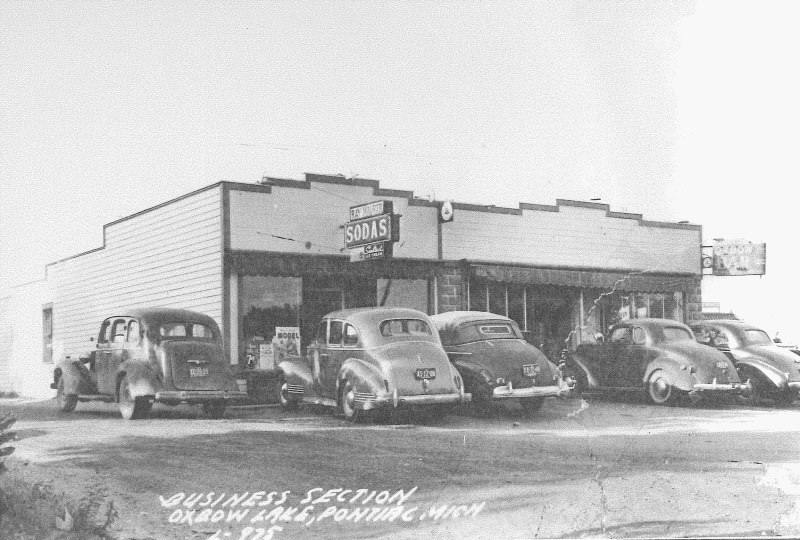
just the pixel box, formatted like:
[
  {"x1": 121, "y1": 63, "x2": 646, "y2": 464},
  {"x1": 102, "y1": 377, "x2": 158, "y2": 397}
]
[{"x1": 0, "y1": 173, "x2": 702, "y2": 398}]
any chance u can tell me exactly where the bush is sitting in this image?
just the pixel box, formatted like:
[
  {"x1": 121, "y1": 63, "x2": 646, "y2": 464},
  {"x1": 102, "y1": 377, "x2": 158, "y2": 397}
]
[{"x1": 0, "y1": 413, "x2": 15, "y2": 472}]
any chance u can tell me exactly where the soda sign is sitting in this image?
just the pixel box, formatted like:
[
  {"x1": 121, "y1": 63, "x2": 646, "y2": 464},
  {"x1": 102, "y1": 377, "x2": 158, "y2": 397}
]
[{"x1": 344, "y1": 214, "x2": 392, "y2": 249}]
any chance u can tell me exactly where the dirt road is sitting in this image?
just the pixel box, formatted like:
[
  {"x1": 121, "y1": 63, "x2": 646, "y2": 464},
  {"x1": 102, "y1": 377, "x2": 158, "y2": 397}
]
[{"x1": 1, "y1": 396, "x2": 799, "y2": 539}]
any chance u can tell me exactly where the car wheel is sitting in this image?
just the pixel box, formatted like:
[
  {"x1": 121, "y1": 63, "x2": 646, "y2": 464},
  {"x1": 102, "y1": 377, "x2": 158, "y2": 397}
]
[
  {"x1": 646, "y1": 369, "x2": 676, "y2": 405},
  {"x1": 118, "y1": 376, "x2": 151, "y2": 420},
  {"x1": 773, "y1": 387, "x2": 796, "y2": 408},
  {"x1": 279, "y1": 379, "x2": 299, "y2": 411},
  {"x1": 340, "y1": 379, "x2": 360, "y2": 423},
  {"x1": 520, "y1": 397, "x2": 545, "y2": 414},
  {"x1": 202, "y1": 400, "x2": 226, "y2": 419},
  {"x1": 738, "y1": 367, "x2": 770, "y2": 407},
  {"x1": 55, "y1": 378, "x2": 78, "y2": 413}
]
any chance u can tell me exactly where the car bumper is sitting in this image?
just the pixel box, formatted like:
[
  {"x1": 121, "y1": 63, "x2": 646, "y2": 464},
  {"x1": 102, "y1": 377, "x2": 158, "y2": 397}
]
[
  {"x1": 359, "y1": 390, "x2": 471, "y2": 410},
  {"x1": 690, "y1": 379, "x2": 752, "y2": 396},
  {"x1": 154, "y1": 390, "x2": 249, "y2": 404},
  {"x1": 491, "y1": 379, "x2": 574, "y2": 400}
]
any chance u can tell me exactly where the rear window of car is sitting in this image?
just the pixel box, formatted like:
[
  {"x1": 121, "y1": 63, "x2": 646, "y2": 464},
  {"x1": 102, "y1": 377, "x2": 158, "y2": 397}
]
[
  {"x1": 744, "y1": 329, "x2": 772, "y2": 346},
  {"x1": 379, "y1": 319, "x2": 432, "y2": 337},
  {"x1": 441, "y1": 321, "x2": 522, "y2": 345},
  {"x1": 159, "y1": 322, "x2": 216, "y2": 340},
  {"x1": 662, "y1": 327, "x2": 693, "y2": 342}
]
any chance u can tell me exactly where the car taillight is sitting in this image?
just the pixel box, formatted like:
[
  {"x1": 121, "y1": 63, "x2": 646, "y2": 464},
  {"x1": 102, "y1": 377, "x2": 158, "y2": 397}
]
[
  {"x1": 454, "y1": 375, "x2": 462, "y2": 390},
  {"x1": 384, "y1": 379, "x2": 390, "y2": 392}
]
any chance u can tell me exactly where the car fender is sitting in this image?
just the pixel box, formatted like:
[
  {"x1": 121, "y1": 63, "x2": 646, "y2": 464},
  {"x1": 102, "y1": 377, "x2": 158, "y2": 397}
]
[
  {"x1": 56, "y1": 358, "x2": 94, "y2": 395},
  {"x1": 116, "y1": 361, "x2": 162, "y2": 400},
  {"x1": 277, "y1": 358, "x2": 314, "y2": 389},
  {"x1": 643, "y1": 357, "x2": 694, "y2": 392},
  {"x1": 735, "y1": 357, "x2": 787, "y2": 389},
  {"x1": 568, "y1": 354, "x2": 601, "y2": 389},
  {"x1": 338, "y1": 358, "x2": 384, "y2": 397}
]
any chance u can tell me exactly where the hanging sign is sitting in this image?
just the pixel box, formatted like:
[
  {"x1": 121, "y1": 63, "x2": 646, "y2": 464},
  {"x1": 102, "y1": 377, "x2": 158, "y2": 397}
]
[
  {"x1": 712, "y1": 240, "x2": 766, "y2": 276},
  {"x1": 345, "y1": 200, "x2": 398, "y2": 261}
]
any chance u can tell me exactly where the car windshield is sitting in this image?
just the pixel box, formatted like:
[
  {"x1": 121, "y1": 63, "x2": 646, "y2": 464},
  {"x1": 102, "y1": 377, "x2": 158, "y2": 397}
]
[
  {"x1": 662, "y1": 327, "x2": 694, "y2": 342},
  {"x1": 379, "y1": 319, "x2": 432, "y2": 338},
  {"x1": 159, "y1": 322, "x2": 216, "y2": 340},
  {"x1": 744, "y1": 329, "x2": 773, "y2": 346}
]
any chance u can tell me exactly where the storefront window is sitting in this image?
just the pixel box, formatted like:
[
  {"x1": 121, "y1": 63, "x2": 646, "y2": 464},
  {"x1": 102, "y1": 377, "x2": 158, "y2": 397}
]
[
  {"x1": 240, "y1": 276, "x2": 301, "y2": 368},
  {"x1": 508, "y1": 284, "x2": 526, "y2": 331}
]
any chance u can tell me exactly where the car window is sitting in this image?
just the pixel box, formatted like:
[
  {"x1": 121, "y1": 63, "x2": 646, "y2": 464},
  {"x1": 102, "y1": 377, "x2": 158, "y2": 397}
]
[
  {"x1": 126, "y1": 320, "x2": 141, "y2": 346},
  {"x1": 98, "y1": 320, "x2": 112, "y2": 344},
  {"x1": 379, "y1": 319, "x2": 432, "y2": 337},
  {"x1": 609, "y1": 327, "x2": 631, "y2": 344},
  {"x1": 159, "y1": 322, "x2": 216, "y2": 339},
  {"x1": 160, "y1": 323, "x2": 187, "y2": 337},
  {"x1": 317, "y1": 320, "x2": 327, "y2": 343},
  {"x1": 111, "y1": 319, "x2": 127, "y2": 345},
  {"x1": 479, "y1": 324, "x2": 515, "y2": 337},
  {"x1": 343, "y1": 323, "x2": 358, "y2": 346},
  {"x1": 745, "y1": 329, "x2": 772, "y2": 346},
  {"x1": 190, "y1": 324, "x2": 215, "y2": 339},
  {"x1": 632, "y1": 327, "x2": 647, "y2": 344},
  {"x1": 329, "y1": 320, "x2": 343, "y2": 346},
  {"x1": 662, "y1": 327, "x2": 694, "y2": 342},
  {"x1": 692, "y1": 325, "x2": 711, "y2": 344}
]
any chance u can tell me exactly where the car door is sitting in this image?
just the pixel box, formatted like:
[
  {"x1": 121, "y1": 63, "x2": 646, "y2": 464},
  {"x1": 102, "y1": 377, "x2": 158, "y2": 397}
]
[
  {"x1": 600, "y1": 326, "x2": 633, "y2": 387},
  {"x1": 621, "y1": 325, "x2": 648, "y2": 387},
  {"x1": 319, "y1": 319, "x2": 344, "y2": 397},
  {"x1": 106, "y1": 318, "x2": 129, "y2": 391},
  {"x1": 94, "y1": 318, "x2": 114, "y2": 394}
]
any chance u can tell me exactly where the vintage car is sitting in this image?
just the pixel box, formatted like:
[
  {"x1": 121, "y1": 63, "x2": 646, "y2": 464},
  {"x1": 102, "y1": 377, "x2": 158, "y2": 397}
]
[
  {"x1": 51, "y1": 308, "x2": 247, "y2": 419},
  {"x1": 569, "y1": 318, "x2": 751, "y2": 405},
  {"x1": 429, "y1": 311, "x2": 573, "y2": 413},
  {"x1": 690, "y1": 320, "x2": 800, "y2": 406},
  {"x1": 277, "y1": 307, "x2": 470, "y2": 421}
]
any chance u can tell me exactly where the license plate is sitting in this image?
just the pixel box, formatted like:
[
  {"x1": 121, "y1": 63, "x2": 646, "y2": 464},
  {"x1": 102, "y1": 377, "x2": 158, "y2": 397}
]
[
  {"x1": 189, "y1": 367, "x2": 209, "y2": 377},
  {"x1": 415, "y1": 368, "x2": 436, "y2": 380},
  {"x1": 715, "y1": 361, "x2": 729, "y2": 369},
  {"x1": 523, "y1": 364, "x2": 539, "y2": 377}
]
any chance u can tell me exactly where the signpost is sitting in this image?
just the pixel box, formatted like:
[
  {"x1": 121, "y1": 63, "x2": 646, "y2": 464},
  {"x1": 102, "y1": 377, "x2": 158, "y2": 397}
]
[{"x1": 345, "y1": 201, "x2": 398, "y2": 262}]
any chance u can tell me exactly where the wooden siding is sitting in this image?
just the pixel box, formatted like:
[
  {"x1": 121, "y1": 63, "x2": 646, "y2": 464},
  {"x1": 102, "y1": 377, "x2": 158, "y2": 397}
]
[
  {"x1": 47, "y1": 186, "x2": 224, "y2": 360},
  {"x1": 228, "y1": 185, "x2": 439, "y2": 259},
  {"x1": 0, "y1": 295, "x2": 12, "y2": 392},
  {"x1": 442, "y1": 204, "x2": 700, "y2": 274}
]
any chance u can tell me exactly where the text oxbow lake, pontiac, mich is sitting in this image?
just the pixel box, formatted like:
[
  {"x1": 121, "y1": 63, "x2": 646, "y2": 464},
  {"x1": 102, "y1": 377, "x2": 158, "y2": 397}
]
[{"x1": 159, "y1": 488, "x2": 486, "y2": 539}]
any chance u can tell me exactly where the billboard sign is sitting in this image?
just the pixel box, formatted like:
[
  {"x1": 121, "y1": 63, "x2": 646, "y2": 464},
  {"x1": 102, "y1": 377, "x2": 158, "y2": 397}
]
[{"x1": 712, "y1": 240, "x2": 766, "y2": 276}]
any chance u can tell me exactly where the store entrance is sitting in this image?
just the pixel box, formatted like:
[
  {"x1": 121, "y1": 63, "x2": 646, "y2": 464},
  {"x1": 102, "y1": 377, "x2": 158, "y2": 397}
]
[{"x1": 300, "y1": 274, "x2": 377, "y2": 350}]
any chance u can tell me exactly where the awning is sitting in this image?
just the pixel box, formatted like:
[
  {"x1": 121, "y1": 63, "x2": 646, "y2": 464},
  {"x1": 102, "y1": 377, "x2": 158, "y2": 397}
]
[{"x1": 470, "y1": 264, "x2": 698, "y2": 293}]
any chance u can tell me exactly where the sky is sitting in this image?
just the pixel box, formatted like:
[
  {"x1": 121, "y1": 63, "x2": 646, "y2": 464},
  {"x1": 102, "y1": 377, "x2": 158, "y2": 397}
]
[{"x1": 2, "y1": 1, "x2": 799, "y2": 337}]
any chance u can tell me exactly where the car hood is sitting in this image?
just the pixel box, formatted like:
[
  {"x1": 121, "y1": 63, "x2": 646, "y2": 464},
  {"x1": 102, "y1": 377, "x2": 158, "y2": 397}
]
[
  {"x1": 445, "y1": 339, "x2": 557, "y2": 385},
  {"x1": 736, "y1": 344, "x2": 800, "y2": 376}
]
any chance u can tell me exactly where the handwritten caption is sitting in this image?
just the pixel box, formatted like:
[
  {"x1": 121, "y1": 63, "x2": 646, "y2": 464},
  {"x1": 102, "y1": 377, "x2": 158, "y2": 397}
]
[{"x1": 159, "y1": 487, "x2": 485, "y2": 539}]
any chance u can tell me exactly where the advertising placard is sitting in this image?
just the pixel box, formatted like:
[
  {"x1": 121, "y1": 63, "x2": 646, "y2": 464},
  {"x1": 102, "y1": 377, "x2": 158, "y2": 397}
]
[{"x1": 712, "y1": 240, "x2": 766, "y2": 276}]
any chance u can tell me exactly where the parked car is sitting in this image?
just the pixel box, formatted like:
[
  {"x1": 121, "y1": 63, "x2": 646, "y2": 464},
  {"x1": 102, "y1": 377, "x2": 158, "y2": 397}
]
[
  {"x1": 277, "y1": 307, "x2": 470, "y2": 421},
  {"x1": 51, "y1": 308, "x2": 247, "y2": 419},
  {"x1": 430, "y1": 311, "x2": 573, "y2": 414},
  {"x1": 569, "y1": 318, "x2": 750, "y2": 405},
  {"x1": 690, "y1": 320, "x2": 800, "y2": 406}
]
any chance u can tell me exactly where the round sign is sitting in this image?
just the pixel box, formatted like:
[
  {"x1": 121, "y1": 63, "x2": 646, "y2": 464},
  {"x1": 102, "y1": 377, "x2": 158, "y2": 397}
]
[
  {"x1": 440, "y1": 201, "x2": 454, "y2": 222},
  {"x1": 701, "y1": 255, "x2": 713, "y2": 269}
]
